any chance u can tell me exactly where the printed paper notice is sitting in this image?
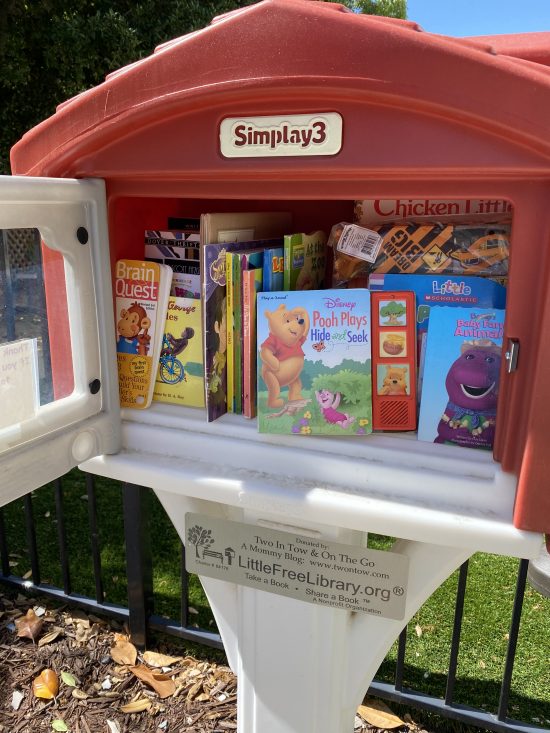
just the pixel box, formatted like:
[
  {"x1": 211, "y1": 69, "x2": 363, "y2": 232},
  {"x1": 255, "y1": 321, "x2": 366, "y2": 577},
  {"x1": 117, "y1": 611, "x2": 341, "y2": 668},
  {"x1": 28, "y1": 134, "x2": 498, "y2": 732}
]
[
  {"x1": 185, "y1": 513, "x2": 409, "y2": 619},
  {"x1": 0, "y1": 339, "x2": 40, "y2": 429}
]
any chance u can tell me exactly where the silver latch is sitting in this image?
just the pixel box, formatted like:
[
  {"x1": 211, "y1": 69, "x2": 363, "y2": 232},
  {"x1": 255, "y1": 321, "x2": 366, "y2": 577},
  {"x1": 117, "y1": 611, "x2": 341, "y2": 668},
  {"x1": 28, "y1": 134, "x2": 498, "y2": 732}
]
[{"x1": 505, "y1": 338, "x2": 519, "y2": 373}]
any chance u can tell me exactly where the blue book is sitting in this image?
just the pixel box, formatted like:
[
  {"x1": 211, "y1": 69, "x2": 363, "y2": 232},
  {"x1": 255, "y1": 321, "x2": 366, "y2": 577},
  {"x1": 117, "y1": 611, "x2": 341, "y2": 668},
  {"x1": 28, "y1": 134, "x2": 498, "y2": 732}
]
[
  {"x1": 418, "y1": 306, "x2": 505, "y2": 451},
  {"x1": 262, "y1": 246, "x2": 284, "y2": 291},
  {"x1": 369, "y1": 273, "x2": 507, "y2": 399}
]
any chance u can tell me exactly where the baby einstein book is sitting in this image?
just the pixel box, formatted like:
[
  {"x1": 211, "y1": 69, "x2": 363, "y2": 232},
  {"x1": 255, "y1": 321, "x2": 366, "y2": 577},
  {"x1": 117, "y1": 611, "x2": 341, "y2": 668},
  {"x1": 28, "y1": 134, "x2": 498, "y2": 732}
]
[
  {"x1": 417, "y1": 306, "x2": 505, "y2": 450},
  {"x1": 115, "y1": 259, "x2": 171, "y2": 409},
  {"x1": 257, "y1": 289, "x2": 372, "y2": 436}
]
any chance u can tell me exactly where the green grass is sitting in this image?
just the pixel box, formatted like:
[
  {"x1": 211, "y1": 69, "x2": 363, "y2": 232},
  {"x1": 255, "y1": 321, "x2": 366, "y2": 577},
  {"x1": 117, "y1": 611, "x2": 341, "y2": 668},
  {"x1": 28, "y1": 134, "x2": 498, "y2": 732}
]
[{"x1": 2, "y1": 478, "x2": 550, "y2": 729}]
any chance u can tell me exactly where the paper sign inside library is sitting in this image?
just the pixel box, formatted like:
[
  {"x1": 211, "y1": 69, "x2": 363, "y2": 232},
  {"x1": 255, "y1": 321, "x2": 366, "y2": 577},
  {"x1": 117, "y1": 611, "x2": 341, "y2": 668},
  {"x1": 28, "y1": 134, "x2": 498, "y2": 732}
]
[
  {"x1": 185, "y1": 513, "x2": 409, "y2": 618},
  {"x1": 0, "y1": 339, "x2": 39, "y2": 430}
]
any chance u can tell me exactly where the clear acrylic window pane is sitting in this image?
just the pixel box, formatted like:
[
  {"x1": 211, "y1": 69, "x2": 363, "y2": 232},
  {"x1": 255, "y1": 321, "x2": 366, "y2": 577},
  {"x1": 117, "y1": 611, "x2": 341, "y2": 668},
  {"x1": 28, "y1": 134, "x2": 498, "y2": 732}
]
[{"x1": 0, "y1": 228, "x2": 74, "y2": 425}]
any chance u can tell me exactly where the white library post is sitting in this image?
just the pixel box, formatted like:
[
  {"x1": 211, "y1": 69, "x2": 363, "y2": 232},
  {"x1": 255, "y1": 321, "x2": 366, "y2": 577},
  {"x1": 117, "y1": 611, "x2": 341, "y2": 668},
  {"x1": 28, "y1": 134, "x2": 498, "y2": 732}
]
[{"x1": 83, "y1": 408, "x2": 541, "y2": 733}]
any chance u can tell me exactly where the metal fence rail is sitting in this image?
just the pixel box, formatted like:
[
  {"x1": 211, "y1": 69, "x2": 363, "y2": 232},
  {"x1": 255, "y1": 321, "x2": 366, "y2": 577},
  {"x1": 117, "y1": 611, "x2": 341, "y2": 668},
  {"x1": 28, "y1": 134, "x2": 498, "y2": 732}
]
[{"x1": 0, "y1": 474, "x2": 547, "y2": 733}]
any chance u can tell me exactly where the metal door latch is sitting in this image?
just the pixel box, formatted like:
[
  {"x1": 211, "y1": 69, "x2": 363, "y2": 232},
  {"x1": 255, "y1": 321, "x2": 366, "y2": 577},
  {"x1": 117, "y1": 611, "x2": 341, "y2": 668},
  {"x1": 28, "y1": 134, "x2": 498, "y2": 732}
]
[{"x1": 505, "y1": 338, "x2": 519, "y2": 373}]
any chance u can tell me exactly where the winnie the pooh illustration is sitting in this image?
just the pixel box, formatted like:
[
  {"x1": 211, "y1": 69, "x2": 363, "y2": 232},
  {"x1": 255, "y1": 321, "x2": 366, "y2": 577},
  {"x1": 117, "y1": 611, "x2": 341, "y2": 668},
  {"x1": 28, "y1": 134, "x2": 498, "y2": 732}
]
[
  {"x1": 380, "y1": 365, "x2": 409, "y2": 395},
  {"x1": 260, "y1": 304, "x2": 310, "y2": 408}
]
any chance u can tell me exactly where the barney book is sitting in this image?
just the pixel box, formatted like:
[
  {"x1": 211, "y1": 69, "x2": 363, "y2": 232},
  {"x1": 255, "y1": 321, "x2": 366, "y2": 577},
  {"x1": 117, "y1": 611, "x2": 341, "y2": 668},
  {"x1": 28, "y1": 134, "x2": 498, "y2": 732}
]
[
  {"x1": 256, "y1": 289, "x2": 372, "y2": 436},
  {"x1": 417, "y1": 306, "x2": 505, "y2": 450}
]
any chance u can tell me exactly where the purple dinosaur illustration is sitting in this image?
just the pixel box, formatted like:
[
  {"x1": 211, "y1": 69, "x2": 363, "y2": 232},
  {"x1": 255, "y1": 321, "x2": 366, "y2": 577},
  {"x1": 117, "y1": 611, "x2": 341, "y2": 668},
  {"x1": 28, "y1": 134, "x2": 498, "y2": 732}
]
[{"x1": 435, "y1": 339, "x2": 501, "y2": 450}]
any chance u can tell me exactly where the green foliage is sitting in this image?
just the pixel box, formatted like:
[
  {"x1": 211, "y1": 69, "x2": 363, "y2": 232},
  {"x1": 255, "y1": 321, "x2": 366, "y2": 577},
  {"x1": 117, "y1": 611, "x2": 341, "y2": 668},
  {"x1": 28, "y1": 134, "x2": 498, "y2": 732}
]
[
  {"x1": 311, "y1": 368, "x2": 371, "y2": 405},
  {"x1": 342, "y1": 0, "x2": 406, "y2": 17},
  {"x1": 0, "y1": 0, "x2": 258, "y2": 174},
  {"x1": 1, "y1": 0, "x2": 407, "y2": 173}
]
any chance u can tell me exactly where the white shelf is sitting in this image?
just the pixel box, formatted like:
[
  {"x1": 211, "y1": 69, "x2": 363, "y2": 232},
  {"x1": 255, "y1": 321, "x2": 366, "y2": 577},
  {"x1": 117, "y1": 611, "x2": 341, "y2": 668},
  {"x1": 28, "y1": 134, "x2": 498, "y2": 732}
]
[{"x1": 81, "y1": 403, "x2": 541, "y2": 559}]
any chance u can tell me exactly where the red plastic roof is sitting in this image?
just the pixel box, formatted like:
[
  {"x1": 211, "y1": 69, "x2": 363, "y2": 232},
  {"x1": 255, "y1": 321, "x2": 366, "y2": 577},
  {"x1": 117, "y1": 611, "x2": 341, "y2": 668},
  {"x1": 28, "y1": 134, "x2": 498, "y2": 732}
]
[{"x1": 11, "y1": 0, "x2": 550, "y2": 175}]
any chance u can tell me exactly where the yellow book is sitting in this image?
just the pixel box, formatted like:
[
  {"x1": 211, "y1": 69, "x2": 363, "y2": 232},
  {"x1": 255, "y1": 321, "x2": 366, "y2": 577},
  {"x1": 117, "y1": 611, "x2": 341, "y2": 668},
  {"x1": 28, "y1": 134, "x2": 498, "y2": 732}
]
[
  {"x1": 225, "y1": 251, "x2": 235, "y2": 413},
  {"x1": 153, "y1": 296, "x2": 205, "y2": 408}
]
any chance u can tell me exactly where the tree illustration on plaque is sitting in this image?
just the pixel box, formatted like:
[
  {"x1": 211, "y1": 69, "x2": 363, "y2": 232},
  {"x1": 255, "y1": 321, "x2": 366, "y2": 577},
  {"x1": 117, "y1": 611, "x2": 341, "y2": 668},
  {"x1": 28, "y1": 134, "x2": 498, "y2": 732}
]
[{"x1": 187, "y1": 525, "x2": 214, "y2": 558}]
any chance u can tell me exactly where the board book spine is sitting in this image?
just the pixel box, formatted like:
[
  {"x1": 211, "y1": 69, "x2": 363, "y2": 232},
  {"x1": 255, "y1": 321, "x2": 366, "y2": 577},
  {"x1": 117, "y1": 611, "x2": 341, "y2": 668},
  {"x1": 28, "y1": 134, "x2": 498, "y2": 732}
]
[
  {"x1": 225, "y1": 251, "x2": 236, "y2": 413},
  {"x1": 242, "y1": 266, "x2": 263, "y2": 418}
]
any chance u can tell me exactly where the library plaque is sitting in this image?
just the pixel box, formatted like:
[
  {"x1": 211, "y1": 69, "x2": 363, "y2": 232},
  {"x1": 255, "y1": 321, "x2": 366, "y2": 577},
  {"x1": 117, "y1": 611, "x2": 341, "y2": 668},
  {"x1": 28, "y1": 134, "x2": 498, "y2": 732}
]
[{"x1": 185, "y1": 513, "x2": 409, "y2": 619}]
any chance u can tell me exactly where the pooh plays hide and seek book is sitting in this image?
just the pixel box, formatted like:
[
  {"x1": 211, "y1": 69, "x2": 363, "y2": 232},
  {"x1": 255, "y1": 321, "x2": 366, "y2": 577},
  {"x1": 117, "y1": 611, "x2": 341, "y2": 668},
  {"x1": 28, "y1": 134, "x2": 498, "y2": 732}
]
[{"x1": 256, "y1": 289, "x2": 372, "y2": 435}]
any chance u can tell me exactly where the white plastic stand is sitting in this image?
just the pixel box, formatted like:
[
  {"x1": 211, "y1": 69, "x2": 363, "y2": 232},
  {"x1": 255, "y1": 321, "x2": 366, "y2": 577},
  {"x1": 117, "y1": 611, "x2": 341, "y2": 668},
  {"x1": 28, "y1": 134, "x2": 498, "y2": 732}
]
[
  {"x1": 82, "y1": 407, "x2": 542, "y2": 733},
  {"x1": 158, "y1": 493, "x2": 471, "y2": 733}
]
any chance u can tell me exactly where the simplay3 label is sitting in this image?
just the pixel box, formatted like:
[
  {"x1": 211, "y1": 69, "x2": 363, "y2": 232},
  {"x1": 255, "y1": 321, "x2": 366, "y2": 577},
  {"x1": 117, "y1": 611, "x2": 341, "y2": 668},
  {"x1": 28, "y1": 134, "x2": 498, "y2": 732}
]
[{"x1": 185, "y1": 513, "x2": 409, "y2": 619}]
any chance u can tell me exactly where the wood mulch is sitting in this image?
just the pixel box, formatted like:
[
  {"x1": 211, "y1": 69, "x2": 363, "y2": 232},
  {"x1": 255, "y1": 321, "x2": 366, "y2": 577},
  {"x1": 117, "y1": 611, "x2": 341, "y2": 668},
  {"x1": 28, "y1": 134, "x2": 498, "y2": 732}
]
[{"x1": 0, "y1": 591, "x2": 431, "y2": 733}]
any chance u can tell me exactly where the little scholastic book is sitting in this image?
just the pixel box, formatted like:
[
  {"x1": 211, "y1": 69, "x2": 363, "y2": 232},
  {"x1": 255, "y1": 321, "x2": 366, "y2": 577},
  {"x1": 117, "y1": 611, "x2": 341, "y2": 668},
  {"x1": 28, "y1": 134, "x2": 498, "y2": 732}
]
[
  {"x1": 257, "y1": 289, "x2": 372, "y2": 436},
  {"x1": 115, "y1": 259, "x2": 171, "y2": 409},
  {"x1": 417, "y1": 306, "x2": 505, "y2": 450},
  {"x1": 153, "y1": 296, "x2": 204, "y2": 408},
  {"x1": 283, "y1": 231, "x2": 327, "y2": 290}
]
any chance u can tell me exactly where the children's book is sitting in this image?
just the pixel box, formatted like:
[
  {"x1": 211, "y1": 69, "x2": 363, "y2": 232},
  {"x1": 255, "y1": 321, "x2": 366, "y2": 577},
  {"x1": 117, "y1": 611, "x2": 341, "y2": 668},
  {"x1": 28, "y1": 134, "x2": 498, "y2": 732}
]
[
  {"x1": 200, "y1": 211, "x2": 292, "y2": 247},
  {"x1": 227, "y1": 248, "x2": 269, "y2": 414},
  {"x1": 115, "y1": 259, "x2": 171, "y2": 409},
  {"x1": 354, "y1": 198, "x2": 513, "y2": 225},
  {"x1": 257, "y1": 289, "x2": 372, "y2": 436},
  {"x1": 368, "y1": 273, "x2": 507, "y2": 400},
  {"x1": 242, "y1": 266, "x2": 263, "y2": 418},
  {"x1": 202, "y1": 238, "x2": 284, "y2": 422},
  {"x1": 153, "y1": 296, "x2": 204, "y2": 408},
  {"x1": 283, "y1": 231, "x2": 327, "y2": 291},
  {"x1": 144, "y1": 229, "x2": 201, "y2": 299},
  {"x1": 417, "y1": 306, "x2": 505, "y2": 450},
  {"x1": 262, "y1": 245, "x2": 284, "y2": 291}
]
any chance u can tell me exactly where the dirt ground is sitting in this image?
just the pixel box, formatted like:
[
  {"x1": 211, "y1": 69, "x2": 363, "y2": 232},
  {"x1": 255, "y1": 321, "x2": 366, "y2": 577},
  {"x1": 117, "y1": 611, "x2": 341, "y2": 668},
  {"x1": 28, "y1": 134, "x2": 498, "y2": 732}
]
[{"x1": 0, "y1": 591, "x2": 431, "y2": 733}]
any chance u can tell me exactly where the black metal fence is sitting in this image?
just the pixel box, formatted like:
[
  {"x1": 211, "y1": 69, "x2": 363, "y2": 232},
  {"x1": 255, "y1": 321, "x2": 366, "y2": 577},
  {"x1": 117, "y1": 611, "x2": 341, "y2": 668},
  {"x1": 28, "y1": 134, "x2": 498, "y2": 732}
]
[
  {"x1": 0, "y1": 473, "x2": 548, "y2": 733},
  {"x1": 1, "y1": 227, "x2": 549, "y2": 731}
]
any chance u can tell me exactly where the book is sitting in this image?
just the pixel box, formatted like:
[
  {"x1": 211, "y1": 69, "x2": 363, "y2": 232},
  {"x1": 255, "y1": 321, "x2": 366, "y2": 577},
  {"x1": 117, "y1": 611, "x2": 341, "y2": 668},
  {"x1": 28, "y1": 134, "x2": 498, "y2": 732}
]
[
  {"x1": 417, "y1": 306, "x2": 505, "y2": 450},
  {"x1": 225, "y1": 250, "x2": 236, "y2": 413},
  {"x1": 202, "y1": 238, "x2": 284, "y2": 422},
  {"x1": 370, "y1": 291, "x2": 417, "y2": 432},
  {"x1": 262, "y1": 245, "x2": 284, "y2": 291},
  {"x1": 257, "y1": 289, "x2": 372, "y2": 436},
  {"x1": 283, "y1": 231, "x2": 327, "y2": 290},
  {"x1": 229, "y1": 249, "x2": 264, "y2": 415},
  {"x1": 200, "y1": 211, "x2": 292, "y2": 247},
  {"x1": 354, "y1": 198, "x2": 513, "y2": 226},
  {"x1": 144, "y1": 229, "x2": 201, "y2": 299},
  {"x1": 368, "y1": 273, "x2": 507, "y2": 399},
  {"x1": 115, "y1": 259, "x2": 171, "y2": 409},
  {"x1": 242, "y1": 266, "x2": 263, "y2": 418},
  {"x1": 153, "y1": 296, "x2": 204, "y2": 408}
]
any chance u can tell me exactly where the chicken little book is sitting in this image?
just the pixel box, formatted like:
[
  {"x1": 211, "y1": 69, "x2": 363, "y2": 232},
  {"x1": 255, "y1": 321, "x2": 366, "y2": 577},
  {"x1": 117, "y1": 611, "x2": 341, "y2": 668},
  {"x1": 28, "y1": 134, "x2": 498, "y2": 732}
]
[{"x1": 256, "y1": 289, "x2": 372, "y2": 436}]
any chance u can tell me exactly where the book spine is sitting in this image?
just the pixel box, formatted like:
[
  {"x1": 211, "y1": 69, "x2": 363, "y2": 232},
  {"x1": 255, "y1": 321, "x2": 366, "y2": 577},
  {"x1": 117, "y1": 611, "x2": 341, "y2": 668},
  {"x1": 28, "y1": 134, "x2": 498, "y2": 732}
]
[
  {"x1": 283, "y1": 234, "x2": 293, "y2": 290},
  {"x1": 225, "y1": 252, "x2": 235, "y2": 413},
  {"x1": 242, "y1": 269, "x2": 252, "y2": 418},
  {"x1": 233, "y1": 255, "x2": 243, "y2": 415},
  {"x1": 263, "y1": 248, "x2": 284, "y2": 291}
]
